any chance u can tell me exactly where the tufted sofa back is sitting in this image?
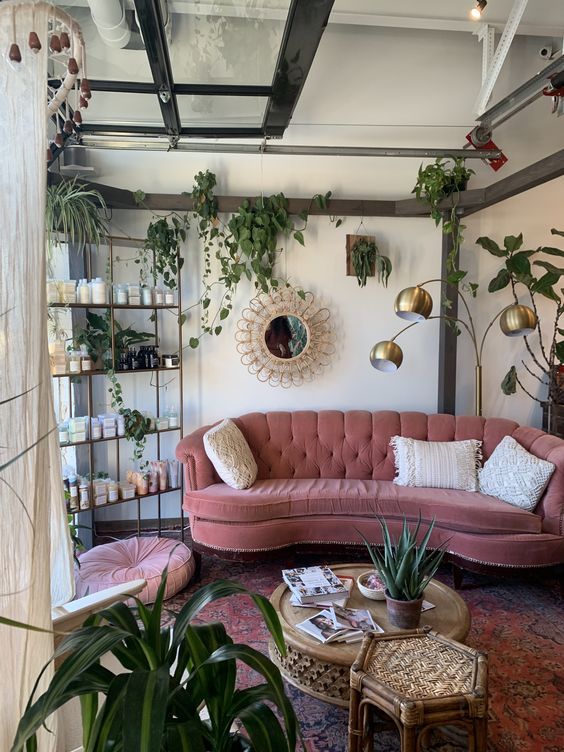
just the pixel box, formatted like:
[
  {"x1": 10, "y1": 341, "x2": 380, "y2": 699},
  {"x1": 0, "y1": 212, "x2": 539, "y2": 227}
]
[{"x1": 234, "y1": 410, "x2": 520, "y2": 481}]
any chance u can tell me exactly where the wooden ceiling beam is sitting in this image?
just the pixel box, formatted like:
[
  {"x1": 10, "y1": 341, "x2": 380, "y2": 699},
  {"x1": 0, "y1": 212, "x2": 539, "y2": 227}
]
[{"x1": 464, "y1": 149, "x2": 564, "y2": 216}]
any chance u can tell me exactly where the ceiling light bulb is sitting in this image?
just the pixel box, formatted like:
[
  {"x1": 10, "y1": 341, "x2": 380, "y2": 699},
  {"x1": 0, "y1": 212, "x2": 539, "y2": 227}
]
[{"x1": 470, "y1": 0, "x2": 487, "y2": 19}]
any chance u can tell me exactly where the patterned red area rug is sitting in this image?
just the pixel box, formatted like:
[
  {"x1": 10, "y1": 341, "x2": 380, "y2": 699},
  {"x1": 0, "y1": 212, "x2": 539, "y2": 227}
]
[{"x1": 165, "y1": 556, "x2": 563, "y2": 752}]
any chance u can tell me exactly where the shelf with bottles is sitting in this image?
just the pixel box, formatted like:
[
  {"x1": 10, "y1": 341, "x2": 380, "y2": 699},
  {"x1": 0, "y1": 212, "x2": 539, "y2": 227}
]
[
  {"x1": 52, "y1": 235, "x2": 186, "y2": 541},
  {"x1": 50, "y1": 340, "x2": 180, "y2": 377},
  {"x1": 65, "y1": 459, "x2": 182, "y2": 514},
  {"x1": 47, "y1": 278, "x2": 178, "y2": 308},
  {"x1": 59, "y1": 410, "x2": 180, "y2": 447},
  {"x1": 49, "y1": 302, "x2": 180, "y2": 311}
]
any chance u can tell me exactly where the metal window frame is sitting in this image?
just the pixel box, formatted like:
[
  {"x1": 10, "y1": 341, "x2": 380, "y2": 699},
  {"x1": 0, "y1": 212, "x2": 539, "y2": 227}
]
[{"x1": 69, "y1": 0, "x2": 334, "y2": 143}]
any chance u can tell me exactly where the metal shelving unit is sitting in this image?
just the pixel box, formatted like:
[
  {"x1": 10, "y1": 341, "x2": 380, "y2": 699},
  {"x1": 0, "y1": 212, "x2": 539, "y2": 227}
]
[{"x1": 49, "y1": 235, "x2": 185, "y2": 542}]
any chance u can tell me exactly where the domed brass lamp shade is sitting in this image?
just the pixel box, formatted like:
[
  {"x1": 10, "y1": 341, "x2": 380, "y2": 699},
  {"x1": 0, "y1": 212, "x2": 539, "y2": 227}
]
[
  {"x1": 394, "y1": 286, "x2": 433, "y2": 322},
  {"x1": 370, "y1": 340, "x2": 403, "y2": 372},
  {"x1": 499, "y1": 304, "x2": 538, "y2": 337}
]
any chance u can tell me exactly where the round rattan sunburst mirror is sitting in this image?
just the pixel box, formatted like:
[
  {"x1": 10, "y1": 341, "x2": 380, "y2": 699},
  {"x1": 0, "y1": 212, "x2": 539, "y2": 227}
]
[{"x1": 235, "y1": 287, "x2": 334, "y2": 387}]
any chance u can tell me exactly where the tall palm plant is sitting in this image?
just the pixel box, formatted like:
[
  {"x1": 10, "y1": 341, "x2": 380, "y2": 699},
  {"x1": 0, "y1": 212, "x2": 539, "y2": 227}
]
[{"x1": 9, "y1": 570, "x2": 301, "y2": 751}]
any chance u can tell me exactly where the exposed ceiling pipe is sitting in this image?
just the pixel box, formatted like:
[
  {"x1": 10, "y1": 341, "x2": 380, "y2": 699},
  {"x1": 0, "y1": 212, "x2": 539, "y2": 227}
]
[
  {"x1": 78, "y1": 138, "x2": 501, "y2": 159},
  {"x1": 87, "y1": 0, "x2": 131, "y2": 48}
]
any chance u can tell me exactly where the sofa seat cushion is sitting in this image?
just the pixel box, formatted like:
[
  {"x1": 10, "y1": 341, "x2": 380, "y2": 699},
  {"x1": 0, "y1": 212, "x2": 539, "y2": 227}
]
[{"x1": 185, "y1": 478, "x2": 542, "y2": 536}]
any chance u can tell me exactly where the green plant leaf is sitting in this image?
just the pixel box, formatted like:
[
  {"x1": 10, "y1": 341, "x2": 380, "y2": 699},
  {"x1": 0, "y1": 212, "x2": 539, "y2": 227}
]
[
  {"x1": 533, "y1": 260, "x2": 564, "y2": 277},
  {"x1": 476, "y1": 236, "x2": 506, "y2": 257},
  {"x1": 189, "y1": 337, "x2": 200, "y2": 349},
  {"x1": 550, "y1": 228, "x2": 564, "y2": 237},
  {"x1": 540, "y1": 246, "x2": 564, "y2": 258},
  {"x1": 133, "y1": 190, "x2": 146, "y2": 206},
  {"x1": 293, "y1": 230, "x2": 305, "y2": 246},
  {"x1": 239, "y1": 701, "x2": 292, "y2": 752},
  {"x1": 123, "y1": 666, "x2": 170, "y2": 752},
  {"x1": 504, "y1": 233, "x2": 523, "y2": 253},
  {"x1": 555, "y1": 341, "x2": 564, "y2": 363},
  {"x1": 501, "y1": 365, "x2": 517, "y2": 395},
  {"x1": 506, "y1": 251, "x2": 532, "y2": 277},
  {"x1": 488, "y1": 268, "x2": 511, "y2": 293}
]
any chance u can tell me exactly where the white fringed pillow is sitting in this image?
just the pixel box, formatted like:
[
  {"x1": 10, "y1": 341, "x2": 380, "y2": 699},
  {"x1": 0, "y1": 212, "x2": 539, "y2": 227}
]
[
  {"x1": 204, "y1": 419, "x2": 258, "y2": 490},
  {"x1": 391, "y1": 436, "x2": 482, "y2": 492},
  {"x1": 479, "y1": 435, "x2": 554, "y2": 510}
]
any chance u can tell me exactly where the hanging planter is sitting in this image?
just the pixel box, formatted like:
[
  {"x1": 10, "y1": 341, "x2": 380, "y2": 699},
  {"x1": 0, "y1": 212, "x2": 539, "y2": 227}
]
[{"x1": 346, "y1": 234, "x2": 392, "y2": 288}]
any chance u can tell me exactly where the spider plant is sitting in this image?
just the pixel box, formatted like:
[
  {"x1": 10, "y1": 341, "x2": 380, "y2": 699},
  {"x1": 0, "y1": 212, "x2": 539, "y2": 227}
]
[
  {"x1": 359, "y1": 515, "x2": 448, "y2": 601},
  {"x1": 10, "y1": 570, "x2": 300, "y2": 751},
  {"x1": 46, "y1": 178, "x2": 108, "y2": 253}
]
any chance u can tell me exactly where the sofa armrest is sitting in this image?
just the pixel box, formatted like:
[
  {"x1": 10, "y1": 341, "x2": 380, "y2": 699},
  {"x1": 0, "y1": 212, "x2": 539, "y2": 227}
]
[
  {"x1": 176, "y1": 424, "x2": 220, "y2": 491},
  {"x1": 512, "y1": 426, "x2": 564, "y2": 536}
]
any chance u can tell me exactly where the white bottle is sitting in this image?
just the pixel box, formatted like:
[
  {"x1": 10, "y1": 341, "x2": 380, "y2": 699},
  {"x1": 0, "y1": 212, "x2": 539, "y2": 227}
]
[
  {"x1": 91, "y1": 278, "x2": 107, "y2": 305},
  {"x1": 78, "y1": 279, "x2": 91, "y2": 304}
]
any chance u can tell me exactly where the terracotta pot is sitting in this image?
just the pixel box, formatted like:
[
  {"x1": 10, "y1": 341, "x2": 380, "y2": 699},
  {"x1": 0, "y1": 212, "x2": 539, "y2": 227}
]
[{"x1": 385, "y1": 591, "x2": 423, "y2": 629}]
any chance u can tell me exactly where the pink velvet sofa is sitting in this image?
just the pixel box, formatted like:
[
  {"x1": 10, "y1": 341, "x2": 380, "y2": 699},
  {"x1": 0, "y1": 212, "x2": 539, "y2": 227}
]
[{"x1": 176, "y1": 411, "x2": 564, "y2": 573}]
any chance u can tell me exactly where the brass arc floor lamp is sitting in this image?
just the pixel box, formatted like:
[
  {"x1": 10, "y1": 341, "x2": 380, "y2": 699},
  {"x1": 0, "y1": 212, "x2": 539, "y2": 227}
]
[{"x1": 370, "y1": 279, "x2": 538, "y2": 416}]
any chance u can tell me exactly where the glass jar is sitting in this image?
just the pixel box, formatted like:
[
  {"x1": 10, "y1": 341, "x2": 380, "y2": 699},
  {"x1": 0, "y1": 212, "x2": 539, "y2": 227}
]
[
  {"x1": 141, "y1": 286, "x2": 152, "y2": 306},
  {"x1": 58, "y1": 423, "x2": 69, "y2": 444},
  {"x1": 68, "y1": 350, "x2": 81, "y2": 373},
  {"x1": 166, "y1": 406, "x2": 179, "y2": 428},
  {"x1": 164, "y1": 290, "x2": 175, "y2": 306},
  {"x1": 79, "y1": 481, "x2": 90, "y2": 510},
  {"x1": 116, "y1": 283, "x2": 128, "y2": 305},
  {"x1": 80, "y1": 346, "x2": 93, "y2": 371}
]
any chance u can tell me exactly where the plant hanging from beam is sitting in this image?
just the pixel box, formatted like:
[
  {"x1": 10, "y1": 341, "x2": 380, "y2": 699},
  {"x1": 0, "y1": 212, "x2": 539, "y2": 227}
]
[
  {"x1": 412, "y1": 157, "x2": 474, "y2": 273},
  {"x1": 476, "y1": 229, "x2": 564, "y2": 413}
]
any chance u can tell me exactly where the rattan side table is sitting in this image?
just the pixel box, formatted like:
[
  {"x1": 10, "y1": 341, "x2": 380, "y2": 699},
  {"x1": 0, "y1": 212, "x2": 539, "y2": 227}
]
[{"x1": 348, "y1": 627, "x2": 488, "y2": 752}]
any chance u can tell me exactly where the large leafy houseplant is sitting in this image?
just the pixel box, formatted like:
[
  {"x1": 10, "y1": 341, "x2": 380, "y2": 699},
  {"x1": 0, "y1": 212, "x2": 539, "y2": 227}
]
[
  {"x1": 359, "y1": 516, "x2": 447, "y2": 602},
  {"x1": 412, "y1": 157, "x2": 474, "y2": 272},
  {"x1": 476, "y1": 229, "x2": 564, "y2": 415},
  {"x1": 10, "y1": 571, "x2": 300, "y2": 752}
]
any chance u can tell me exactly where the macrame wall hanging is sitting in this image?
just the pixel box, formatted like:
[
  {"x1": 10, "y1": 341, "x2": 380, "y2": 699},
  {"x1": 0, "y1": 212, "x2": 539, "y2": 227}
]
[{"x1": 5, "y1": 0, "x2": 90, "y2": 160}]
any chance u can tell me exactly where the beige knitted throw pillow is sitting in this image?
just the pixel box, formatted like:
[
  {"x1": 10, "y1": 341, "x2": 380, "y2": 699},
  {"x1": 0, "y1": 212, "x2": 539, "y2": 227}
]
[
  {"x1": 479, "y1": 435, "x2": 555, "y2": 510},
  {"x1": 391, "y1": 436, "x2": 482, "y2": 492},
  {"x1": 204, "y1": 419, "x2": 258, "y2": 490}
]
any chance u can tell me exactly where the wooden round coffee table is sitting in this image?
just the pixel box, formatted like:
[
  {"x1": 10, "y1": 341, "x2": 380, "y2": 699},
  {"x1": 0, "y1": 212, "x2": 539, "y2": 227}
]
[{"x1": 269, "y1": 563, "x2": 471, "y2": 707}]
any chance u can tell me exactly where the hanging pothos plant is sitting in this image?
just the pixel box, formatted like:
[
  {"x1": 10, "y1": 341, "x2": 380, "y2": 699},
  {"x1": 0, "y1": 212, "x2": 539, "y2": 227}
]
[
  {"x1": 135, "y1": 170, "x2": 339, "y2": 349},
  {"x1": 350, "y1": 238, "x2": 392, "y2": 288},
  {"x1": 412, "y1": 157, "x2": 474, "y2": 275},
  {"x1": 133, "y1": 190, "x2": 189, "y2": 290}
]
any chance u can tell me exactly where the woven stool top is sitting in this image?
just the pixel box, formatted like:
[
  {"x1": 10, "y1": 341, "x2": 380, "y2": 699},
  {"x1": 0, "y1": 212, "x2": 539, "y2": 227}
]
[{"x1": 363, "y1": 634, "x2": 477, "y2": 700}]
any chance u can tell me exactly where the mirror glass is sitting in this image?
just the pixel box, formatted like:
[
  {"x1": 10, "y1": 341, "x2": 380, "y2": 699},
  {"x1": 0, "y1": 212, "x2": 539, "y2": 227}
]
[{"x1": 264, "y1": 315, "x2": 308, "y2": 359}]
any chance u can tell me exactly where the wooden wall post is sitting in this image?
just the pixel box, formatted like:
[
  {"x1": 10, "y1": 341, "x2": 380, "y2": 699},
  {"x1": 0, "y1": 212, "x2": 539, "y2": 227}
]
[{"x1": 437, "y1": 215, "x2": 459, "y2": 414}]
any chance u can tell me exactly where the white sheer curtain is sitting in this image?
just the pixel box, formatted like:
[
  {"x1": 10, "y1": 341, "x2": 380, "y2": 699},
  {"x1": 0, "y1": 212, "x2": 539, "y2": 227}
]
[{"x1": 0, "y1": 2, "x2": 75, "y2": 749}]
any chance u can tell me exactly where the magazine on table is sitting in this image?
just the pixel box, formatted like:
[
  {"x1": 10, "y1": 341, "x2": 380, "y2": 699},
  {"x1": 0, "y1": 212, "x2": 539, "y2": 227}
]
[
  {"x1": 295, "y1": 606, "x2": 384, "y2": 644},
  {"x1": 421, "y1": 600, "x2": 435, "y2": 612},
  {"x1": 289, "y1": 576, "x2": 354, "y2": 608},
  {"x1": 282, "y1": 565, "x2": 348, "y2": 604}
]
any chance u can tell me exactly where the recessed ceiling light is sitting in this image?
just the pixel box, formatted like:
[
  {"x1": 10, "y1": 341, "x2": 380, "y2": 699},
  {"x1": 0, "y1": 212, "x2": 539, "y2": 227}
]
[{"x1": 470, "y1": 0, "x2": 487, "y2": 19}]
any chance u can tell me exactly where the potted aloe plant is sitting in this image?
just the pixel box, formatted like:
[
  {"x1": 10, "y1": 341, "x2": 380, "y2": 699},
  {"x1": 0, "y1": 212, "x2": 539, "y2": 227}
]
[
  {"x1": 359, "y1": 516, "x2": 448, "y2": 629},
  {"x1": 9, "y1": 570, "x2": 300, "y2": 751}
]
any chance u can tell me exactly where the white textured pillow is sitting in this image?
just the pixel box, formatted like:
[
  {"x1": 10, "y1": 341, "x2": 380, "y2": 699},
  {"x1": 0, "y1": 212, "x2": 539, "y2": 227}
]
[
  {"x1": 479, "y1": 435, "x2": 554, "y2": 510},
  {"x1": 391, "y1": 436, "x2": 482, "y2": 492},
  {"x1": 204, "y1": 419, "x2": 258, "y2": 490}
]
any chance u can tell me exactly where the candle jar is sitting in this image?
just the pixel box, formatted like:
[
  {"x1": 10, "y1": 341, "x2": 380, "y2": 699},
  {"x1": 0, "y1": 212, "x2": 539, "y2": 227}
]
[
  {"x1": 68, "y1": 350, "x2": 81, "y2": 373},
  {"x1": 141, "y1": 286, "x2": 152, "y2": 306}
]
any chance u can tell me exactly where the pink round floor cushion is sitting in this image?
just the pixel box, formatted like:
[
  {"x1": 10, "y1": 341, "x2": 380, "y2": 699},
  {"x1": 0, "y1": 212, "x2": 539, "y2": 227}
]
[{"x1": 75, "y1": 537, "x2": 195, "y2": 604}]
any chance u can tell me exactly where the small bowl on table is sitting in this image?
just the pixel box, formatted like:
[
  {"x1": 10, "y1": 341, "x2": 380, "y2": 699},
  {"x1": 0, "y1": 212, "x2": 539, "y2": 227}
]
[{"x1": 357, "y1": 570, "x2": 386, "y2": 601}]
